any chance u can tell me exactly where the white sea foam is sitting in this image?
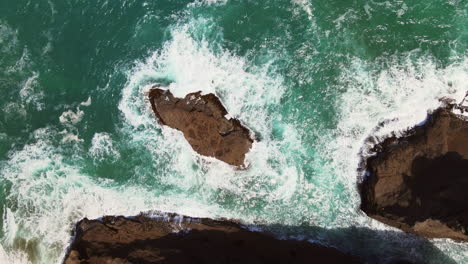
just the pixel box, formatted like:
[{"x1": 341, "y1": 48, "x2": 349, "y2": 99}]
[
  {"x1": 432, "y1": 239, "x2": 468, "y2": 263},
  {"x1": 1, "y1": 7, "x2": 467, "y2": 264},
  {"x1": 0, "y1": 127, "x2": 228, "y2": 263},
  {"x1": 118, "y1": 18, "x2": 307, "y2": 224},
  {"x1": 19, "y1": 72, "x2": 44, "y2": 111},
  {"x1": 0, "y1": 21, "x2": 19, "y2": 54},
  {"x1": 89, "y1": 132, "x2": 120, "y2": 163},
  {"x1": 7, "y1": 48, "x2": 32, "y2": 74},
  {"x1": 41, "y1": 31, "x2": 54, "y2": 55},
  {"x1": 291, "y1": 0, "x2": 314, "y2": 20},
  {"x1": 59, "y1": 109, "x2": 84, "y2": 125},
  {"x1": 0, "y1": 245, "x2": 31, "y2": 264},
  {"x1": 339, "y1": 55, "x2": 467, "y2": 157},
  {"x1": 2, "y1": 102, "x2": 27, "y2": 119},
  {"x1": 323, "y1": 56, "x2": 466, "y2": 219},
  {"x1": 57, "y1": 98, "x2": 91, "y2": 143},
  {"x1": 2, "y1": 72, "x2": 44, "y2": 122},
  {"x1": 80, "y1": 97, "x2": 92, "y2": 106},
  {"x1": 59, "y1": 130, "x2": 83, "y2": 143},
  {"x1": 1, "y1": 22, "x2": 45, "y2": 120},
  {"x1": 197, "y1": 0, "x2": 228, "y2": 5},
  {"x1": 19, "y1": 72, "x2": 39, "y2": 100},
  {"x1": 118, "y1": 18, "x2": 468, "y2": 240},
  {"x1": 58, "y1": 104, "x2": 86, "y2": 143},
  {"x1": 310, "y1": 55, "x2": 468, "y2": 259}
]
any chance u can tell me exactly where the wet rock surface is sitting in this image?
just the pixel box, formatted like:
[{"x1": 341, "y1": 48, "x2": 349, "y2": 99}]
[
  {"x1": 360, "y1": 106, "x2": 468, "y2": 241},
  {"x1": 63, "y1": 213, "x2": 361, "y2": 264},
  {"x1": 148, "y1": 88, "x2": 253, "y2": 167}
]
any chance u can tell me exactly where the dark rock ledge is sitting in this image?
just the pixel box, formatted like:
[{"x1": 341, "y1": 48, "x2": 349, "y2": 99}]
[
  {"x1": 148, "y1": 88, "x2": 253, "y2": 167},
  {"x1": 63, "y1": 212, "x2": 361, "y2": 264},
  {"x1": 360, "y1": 102, "x2": 468, "y2": 241}
]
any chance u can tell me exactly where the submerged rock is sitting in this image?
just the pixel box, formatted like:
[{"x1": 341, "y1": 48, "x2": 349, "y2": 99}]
[
  {"x1": 360, "y1": 106, "x2": 468, "y2": 241},
  {"x1": 63, "y1": 213, "x2": 361, "y2": 264},
  {"x1": 148, "y1": 88, "x2": 253, "y2": 167}
]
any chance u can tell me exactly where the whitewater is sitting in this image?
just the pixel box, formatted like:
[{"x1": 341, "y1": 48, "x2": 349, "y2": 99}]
[{"x1": 0, "y1": 0, "x2": 467, "y2": 263}]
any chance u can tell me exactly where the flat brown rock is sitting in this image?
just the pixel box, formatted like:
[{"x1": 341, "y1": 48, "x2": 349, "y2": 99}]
[
  {"x1": 360, "y1": 106, "x2": 468, "y2": 241},
  {"x1": 63, "y1": 213, "x2": 362, "y2": 264},
  {"x1": 148, "y1": 88, "x2": 253, "y2": 167}
]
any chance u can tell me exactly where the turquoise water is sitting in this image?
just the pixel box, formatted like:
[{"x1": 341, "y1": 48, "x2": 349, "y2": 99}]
[{"x1": 0, "y1": 0, "x2": 467, "y2": 263}]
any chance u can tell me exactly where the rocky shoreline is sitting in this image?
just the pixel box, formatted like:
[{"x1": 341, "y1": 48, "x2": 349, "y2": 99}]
[
  {"x1": 360, "y1": 103, "x2": 468, "y2": 241},
  {"x1": 148, "y1": 88, "x2": 253, "y2": 167},
  {"x1": 61, "y1": 94, "x2": 467, "y2": 263},
  {"x1": 63, "y1": 212, "x2": 361, "y2": 264}
]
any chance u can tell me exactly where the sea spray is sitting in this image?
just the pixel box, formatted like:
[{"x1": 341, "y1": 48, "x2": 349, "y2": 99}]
[{"x1": 0, "y1": 0, "x2": 467, "y2": 263}]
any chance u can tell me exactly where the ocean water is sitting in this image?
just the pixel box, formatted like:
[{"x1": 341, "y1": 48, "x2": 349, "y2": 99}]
[{"x1": 0, "y1": 0, "x2": 467, "y2": 263}]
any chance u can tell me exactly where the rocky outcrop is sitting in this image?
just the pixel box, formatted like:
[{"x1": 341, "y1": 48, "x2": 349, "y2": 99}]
[
  {"x1": 148, "y1": 88, "x2": 253, "y2": 167},
  {"x1": 360, "y1": 106, "x2": 468, "y2": 241},
  {"x1": 63, "y1": 213, "x2": 361, "y2": 264}
]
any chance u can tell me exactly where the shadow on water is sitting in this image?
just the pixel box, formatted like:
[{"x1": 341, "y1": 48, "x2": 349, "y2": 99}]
[
  {"x1": 66, "y1": 214, "x2": 459, "y2": 264},
  {"x1": 255, "y1": 223, "x2": 458, "y2": 264},
  {"x1": 71, "y1": 227, "x2": 358, "y2": 264}
]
